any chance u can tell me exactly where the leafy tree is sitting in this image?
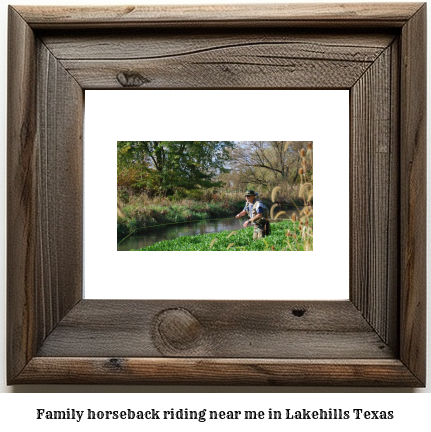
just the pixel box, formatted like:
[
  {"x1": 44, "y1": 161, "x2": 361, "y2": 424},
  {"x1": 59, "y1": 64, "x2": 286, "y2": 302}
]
[{"x1": 117, "y1": 141, "x2": 234, "y2": 196}]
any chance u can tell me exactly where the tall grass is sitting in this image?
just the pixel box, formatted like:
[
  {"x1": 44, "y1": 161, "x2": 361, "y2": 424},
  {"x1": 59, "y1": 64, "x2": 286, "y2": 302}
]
[{"x1": 292, "y1": 142, "x2": 313, "y2": 251}]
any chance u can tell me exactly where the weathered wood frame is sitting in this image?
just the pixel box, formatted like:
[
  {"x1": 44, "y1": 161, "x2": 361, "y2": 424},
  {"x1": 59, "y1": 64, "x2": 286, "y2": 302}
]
[{"x1": 7, "y1": 3, "x2": 426, "y2": 386}]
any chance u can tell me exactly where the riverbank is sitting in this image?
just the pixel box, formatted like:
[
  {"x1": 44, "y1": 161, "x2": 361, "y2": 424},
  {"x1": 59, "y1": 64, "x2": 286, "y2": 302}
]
[
  {"x1": 117, "y1": 201, "x2": 243, "y2": 238},
  {"x1": 117, "y1": 192, "x2": 279, "y2": 239},
  {"x1": 135, "y1": 219, "x2": 312, "y2": 251}
]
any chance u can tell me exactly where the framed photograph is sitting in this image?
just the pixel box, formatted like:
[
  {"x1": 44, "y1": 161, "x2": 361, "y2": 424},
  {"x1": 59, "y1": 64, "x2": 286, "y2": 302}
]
[{"x1": 7, "y1": 3, "x2": 426, "y2": 386}]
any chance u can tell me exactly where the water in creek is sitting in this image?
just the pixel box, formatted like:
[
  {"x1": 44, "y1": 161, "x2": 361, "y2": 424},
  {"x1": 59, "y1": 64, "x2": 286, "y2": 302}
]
[
  {"x1": 118, "y1": 207, "x2": 301, "y2": 251},
  {"x1": 117, "y1": 218, "x2": 243, "y2": 251}
]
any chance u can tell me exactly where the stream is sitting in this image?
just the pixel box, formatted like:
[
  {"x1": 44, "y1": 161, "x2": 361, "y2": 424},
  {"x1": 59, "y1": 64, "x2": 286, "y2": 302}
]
[{"x1": 118, "y1": 207, "x2": 301, "y2": 251}]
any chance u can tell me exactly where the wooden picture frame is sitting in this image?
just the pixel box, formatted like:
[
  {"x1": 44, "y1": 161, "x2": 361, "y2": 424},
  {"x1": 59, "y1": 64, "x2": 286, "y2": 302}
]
[{"x1": 7, "y1": 3, "x2": 426, "y2": 386}]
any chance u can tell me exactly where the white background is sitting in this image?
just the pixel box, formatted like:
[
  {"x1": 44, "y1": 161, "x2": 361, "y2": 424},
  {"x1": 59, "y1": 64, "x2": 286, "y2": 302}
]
[
  {"x1": 0, "y1": 0, "x2": 430, "y2": 423},
  {"x1": 85, "y1": 90, "x2": 349, "y2": 300}
]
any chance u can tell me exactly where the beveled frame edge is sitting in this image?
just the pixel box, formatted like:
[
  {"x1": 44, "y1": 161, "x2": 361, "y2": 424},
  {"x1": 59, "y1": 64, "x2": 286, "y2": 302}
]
[{"x1": 7, "y1": 3, "x2": 426, "y2": 386}]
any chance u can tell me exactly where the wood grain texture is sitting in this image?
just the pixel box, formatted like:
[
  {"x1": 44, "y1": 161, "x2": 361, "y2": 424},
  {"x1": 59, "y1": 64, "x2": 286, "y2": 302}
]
[
  {"x1": 41, "y1": 31, "x2": 395, "y2": 60},
  {"x1": 350, "y1": 43, "x2": 399, "y2": 349},
  {"x1": 15, "y1": 358, "x2": 423, "y2": 386},
  {"x1": 36, "y1": 300, "x2": 393, "y2": 359},
  {"x1": 7, "y1": 6, "x2": 38, "y2": 381},
  {"x1": 41, "y1": 30, "x2": 394, "y2": 89},
  {"x1": 35, "y1": 40, "x2": 84, "y2": 336},
  {"x1": 15, "y1": 3, "x2": 423, "y2": 29},
  {"x1": 399, "y1": 3, "x2": 427, "y2": 385},
  {"x1": 7, "y1": 3, "x2": 427, "y2": 386},
  {"x1": 7, "y1": 6, "x2": 83, "y2": 383},
  {"x1": 51, "y1": 31, "x2": 394, "y2": 89},
  {"x1": 387, "y1": 38, "x2": 401, "y2": 352}
]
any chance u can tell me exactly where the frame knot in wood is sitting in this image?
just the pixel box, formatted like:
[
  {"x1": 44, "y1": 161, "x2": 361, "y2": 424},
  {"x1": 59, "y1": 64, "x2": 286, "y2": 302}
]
[
  {"x1": 153, "y1": 308, "x2": 203, "y2": 353},
  {"x1": 116, "y1": 71, "x2": 150, "y2": 87},
  {"x1": 292, "y1": 308, "x2": 306, "y2": 317}
]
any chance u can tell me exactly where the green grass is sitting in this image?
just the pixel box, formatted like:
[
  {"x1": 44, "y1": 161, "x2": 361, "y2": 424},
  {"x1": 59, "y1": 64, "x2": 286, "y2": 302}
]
[{"x1": 134, "y1": 220, "x2": 312, "y2": 251}]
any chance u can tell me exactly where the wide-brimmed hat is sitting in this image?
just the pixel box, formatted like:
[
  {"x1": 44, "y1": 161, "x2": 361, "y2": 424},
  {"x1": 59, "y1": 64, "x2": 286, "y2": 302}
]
[{"x1": 245, "y1": 190, "x2": 256, "y2": 196}]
